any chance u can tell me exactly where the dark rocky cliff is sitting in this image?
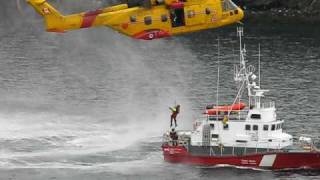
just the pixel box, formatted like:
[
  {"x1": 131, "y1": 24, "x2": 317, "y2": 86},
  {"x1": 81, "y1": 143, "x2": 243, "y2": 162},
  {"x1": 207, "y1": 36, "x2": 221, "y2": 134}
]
[
  {"x1": 242, "y1": 0, "x2": 320, "y2": 13},
  {"x1": 238, "y1": 0, "x2": 320, "y2": 23}
]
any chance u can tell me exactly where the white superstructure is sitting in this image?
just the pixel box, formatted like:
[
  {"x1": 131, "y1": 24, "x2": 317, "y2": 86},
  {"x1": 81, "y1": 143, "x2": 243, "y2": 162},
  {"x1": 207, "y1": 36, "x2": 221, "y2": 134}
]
[{"x1": 190, "y1": 27, "x2": 293, "y2": 150}]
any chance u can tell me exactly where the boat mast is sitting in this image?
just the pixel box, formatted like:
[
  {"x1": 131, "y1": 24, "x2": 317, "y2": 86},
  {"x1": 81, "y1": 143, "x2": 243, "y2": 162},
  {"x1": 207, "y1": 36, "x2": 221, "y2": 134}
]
[
  {"x1": 216, "y1": 37, "x2": 220, "y2": 121},
  {"x1": 258, "y1": 43, "x2": 261, "y2": 87},
  {"x1": 237, "y1": 27, "x2": 251, "y2": 107}
]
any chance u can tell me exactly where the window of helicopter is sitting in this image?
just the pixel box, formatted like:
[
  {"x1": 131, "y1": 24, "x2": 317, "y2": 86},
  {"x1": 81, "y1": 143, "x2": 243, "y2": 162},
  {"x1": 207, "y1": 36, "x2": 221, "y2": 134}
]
[
  {"x1": 263, "y1": 125, "x2": 269, "y2": 131},
  {"x1": 245, "y1": 124, "x2": 251, "y2": 131},
  {"x1": 271, "y1": 124, "x2": 276, "y2": 131},
  {"x1": 253, "y1": 125, "x2": 258, "y2": 131},
  {"x1": 187, "y1": 10, "x2": 195, "y2": 18},
  {"x1": 161, "y1": 14, "x2": 168, "y2": 22},
  {"x1": 205, "y1": 8, "x2": 211, "y2": 15},
  {"x1": 130, "y1": 15, "x2": 137, "y2": 23},
  {"x1": 144, "y1": 16, "x2": 152, "y2": 25},
  {"x1": 221, "y1": 0, "x2": 238, "y2": 12}
]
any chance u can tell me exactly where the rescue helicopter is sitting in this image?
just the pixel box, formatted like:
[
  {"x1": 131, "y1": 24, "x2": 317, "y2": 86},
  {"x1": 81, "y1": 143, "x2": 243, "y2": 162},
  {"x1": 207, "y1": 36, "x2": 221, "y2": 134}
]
[{"x1": 27, "y1": 0, "x2": 244, "y2": 40}]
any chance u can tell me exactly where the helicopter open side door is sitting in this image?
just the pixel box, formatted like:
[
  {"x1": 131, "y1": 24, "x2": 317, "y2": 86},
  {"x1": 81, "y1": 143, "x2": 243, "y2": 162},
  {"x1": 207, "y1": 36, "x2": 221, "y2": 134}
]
[{"x1": 169, "y1": 2, "x2": 185, "y2": 27}]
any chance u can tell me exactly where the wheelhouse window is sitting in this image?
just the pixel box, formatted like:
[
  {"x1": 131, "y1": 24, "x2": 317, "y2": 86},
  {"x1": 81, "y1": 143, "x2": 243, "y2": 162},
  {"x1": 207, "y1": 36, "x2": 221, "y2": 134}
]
[
  {"x1": 245, "y1": 125, "x2": 251, "y2": 131},
  {"x1": 253, "y1": 125, "x2": 258, "y2": 131},
  {"x1": 251, "y1": 114, "x2": 261, "y2": 119},
  {"x1": 223, "y1": 124, "x2": 229, "y2": 130},
  {"x1": 210, "y1": 124, "x2": 215, "y2": 129},
  {"x1": 212, "y1": 134, "x2": 219, "y2": 139},
  {"x1": 271, "y1": 124, "x2": 276, "y2": 131},
  {"x1": 236, "y1": 140, "x2": 247, "y2": 143},
  {"x1": 263, "y1": 125, "x2": 269, "y2": 131}
]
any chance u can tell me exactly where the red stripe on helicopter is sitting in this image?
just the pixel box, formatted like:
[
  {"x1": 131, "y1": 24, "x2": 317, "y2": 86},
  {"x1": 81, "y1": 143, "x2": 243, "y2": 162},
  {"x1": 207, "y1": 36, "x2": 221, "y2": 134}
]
[
  {"x1": 133, "y1": 29, "x2": 171, "y2": 40},
  {"x1": 81, "y1": 9, "x2": 103, "y2": 28}
]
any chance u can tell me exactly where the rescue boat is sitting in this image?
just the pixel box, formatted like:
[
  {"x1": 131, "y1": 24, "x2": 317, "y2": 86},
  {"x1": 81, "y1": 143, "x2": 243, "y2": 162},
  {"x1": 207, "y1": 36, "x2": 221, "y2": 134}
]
[
  {"x1": 161, "y1": 27, "x2": 320, "y2": 170},
  {"x1": 205, "y1": 102, "x2": 246, "y2": 115}
]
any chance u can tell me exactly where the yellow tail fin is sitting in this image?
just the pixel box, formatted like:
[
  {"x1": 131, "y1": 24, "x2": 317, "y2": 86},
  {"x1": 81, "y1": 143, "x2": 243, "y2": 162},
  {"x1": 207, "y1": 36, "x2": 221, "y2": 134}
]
[
  {"x1": 27, "y1": 0, "x2": 84, "y2": 32},
  {"x1": 27, "y1": 0, "x2": 66, "y2": 32}
]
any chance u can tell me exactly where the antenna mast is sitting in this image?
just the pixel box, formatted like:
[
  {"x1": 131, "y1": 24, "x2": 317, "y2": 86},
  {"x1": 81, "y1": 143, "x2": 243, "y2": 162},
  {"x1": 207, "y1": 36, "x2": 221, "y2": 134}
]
[
  {"x1": 258, "y1": 43, "x2": 261, "y2": 87},
  {"x1": 216, "y1": 37, "x2": 220, "y2": 121},
  {"x1": 236, "y1": 27, "x2": 250, "y2": 106}
]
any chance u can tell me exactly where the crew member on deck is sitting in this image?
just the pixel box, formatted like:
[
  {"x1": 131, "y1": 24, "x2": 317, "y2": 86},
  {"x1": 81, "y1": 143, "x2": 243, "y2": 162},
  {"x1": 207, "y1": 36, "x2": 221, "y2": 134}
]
[
  {"x1": 169, "y1": 104, "x2": 180, "y2": 127},
  {"x1": 170, "y1": 128, "x2": 178, "y2": 146}
]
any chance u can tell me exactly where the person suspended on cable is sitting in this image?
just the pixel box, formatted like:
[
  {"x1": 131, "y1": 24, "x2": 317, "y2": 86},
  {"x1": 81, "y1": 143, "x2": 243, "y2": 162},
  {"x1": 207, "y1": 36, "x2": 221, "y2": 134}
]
[{"x1": 169, "y1": 104, "x2": 180, "y2": 127}]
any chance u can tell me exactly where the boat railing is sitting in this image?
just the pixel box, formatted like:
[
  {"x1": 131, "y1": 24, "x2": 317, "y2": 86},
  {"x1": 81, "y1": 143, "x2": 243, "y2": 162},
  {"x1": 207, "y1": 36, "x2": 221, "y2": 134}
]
[
  {"x1": 291, "y1": 135, "x2": 320, "y2": 152},
  {"x1": 162, "y1": 131, "x2": 191, "y2": 149},
  {"x1": 229, "y1": 111, "x2": 248, "y2": 121},
  {"x1": 207, "y1": 110, "x2": 248, "y2": 121},
  {"x1": 255, "y1": 140, "x2": 283, "y2": 151},
  {"x1": 186, "y1": 139, "x2": 291, "y2": 156},
  {"x1": 261, "y1": 101, "x2": 275, "y2": 109}
]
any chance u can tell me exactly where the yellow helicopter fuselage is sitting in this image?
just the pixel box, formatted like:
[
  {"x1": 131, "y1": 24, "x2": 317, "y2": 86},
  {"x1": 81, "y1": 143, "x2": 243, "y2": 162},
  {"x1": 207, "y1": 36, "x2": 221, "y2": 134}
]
[{"x1": 27, "y1": 0, "x2": 244, "y2": 40}]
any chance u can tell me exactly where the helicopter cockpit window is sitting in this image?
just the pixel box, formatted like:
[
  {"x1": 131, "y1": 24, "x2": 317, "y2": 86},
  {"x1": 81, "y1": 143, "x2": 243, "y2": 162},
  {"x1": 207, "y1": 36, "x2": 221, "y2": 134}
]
[
  {"x1": 127, "y1": 0, "x2": 142, "y2": 8},
  {"x1": 155, "y1": 0, "x2": 164, "y2": 5},
  {"x1": 221, "y1": 0, "x2": 238, "y2": 12}
]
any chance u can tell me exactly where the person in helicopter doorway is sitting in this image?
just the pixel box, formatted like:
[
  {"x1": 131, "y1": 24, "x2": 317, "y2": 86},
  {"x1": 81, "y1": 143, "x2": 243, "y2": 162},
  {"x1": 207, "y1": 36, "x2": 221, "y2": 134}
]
[
  {"x1": 169, "y1": 104, "x2": 180, "y2": 127},
  {"x1": 170, "y1": 128, "x2": 178, "y2": 146}
]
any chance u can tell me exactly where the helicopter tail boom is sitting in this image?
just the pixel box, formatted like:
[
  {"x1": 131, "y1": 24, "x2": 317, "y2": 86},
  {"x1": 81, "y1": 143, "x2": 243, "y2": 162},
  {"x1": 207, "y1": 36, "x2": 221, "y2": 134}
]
[{"x1": 27, "y1": 0, "x2": 98, "y2": 32}]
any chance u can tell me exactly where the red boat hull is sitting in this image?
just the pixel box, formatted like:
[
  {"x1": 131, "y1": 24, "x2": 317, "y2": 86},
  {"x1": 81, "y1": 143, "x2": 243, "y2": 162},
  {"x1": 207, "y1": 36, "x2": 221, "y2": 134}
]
[{"x1": 162, "y1": 145, "x2": 320, "y2": 170}]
